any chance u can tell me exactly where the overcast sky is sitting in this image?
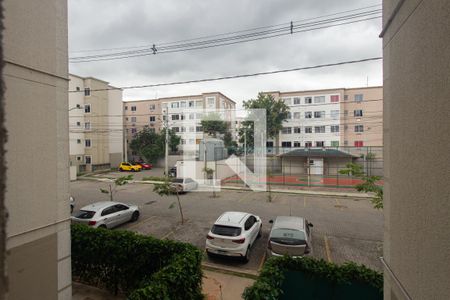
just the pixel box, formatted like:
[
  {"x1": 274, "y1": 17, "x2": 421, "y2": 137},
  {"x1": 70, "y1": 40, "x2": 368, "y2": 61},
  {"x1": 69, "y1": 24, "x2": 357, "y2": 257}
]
[{"x1": 69, "y1": 0, "x2": 382, "y2": 107}]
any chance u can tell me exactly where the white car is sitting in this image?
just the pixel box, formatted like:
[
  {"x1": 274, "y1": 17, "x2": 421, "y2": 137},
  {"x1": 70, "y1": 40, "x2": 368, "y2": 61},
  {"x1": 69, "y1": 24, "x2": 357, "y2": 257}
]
[
  {"x1": 71, "y1": 201, "x2": 140, "y2": 229},
  {"x1": 170, "y1": 178, "x2": 198, "y2": 193},
  {"x1": 205, "y1": 211, "x2": 262, "y2": 262}
]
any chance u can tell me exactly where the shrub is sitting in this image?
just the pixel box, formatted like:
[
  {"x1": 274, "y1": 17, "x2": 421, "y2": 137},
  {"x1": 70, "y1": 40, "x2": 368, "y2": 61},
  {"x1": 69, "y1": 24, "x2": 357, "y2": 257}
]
[
  {"x1": 71, "y1": 224, "x2": 203, "y2": 299},
  {"x1": 243, "y1": 256, "x2": 383, "y2": 300}
]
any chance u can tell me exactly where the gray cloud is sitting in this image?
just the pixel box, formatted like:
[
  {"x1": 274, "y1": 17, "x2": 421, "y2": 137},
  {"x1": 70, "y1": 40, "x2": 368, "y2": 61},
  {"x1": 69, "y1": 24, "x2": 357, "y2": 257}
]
[{"x1": 69, "y1": 0, "x2": 382, "y2": 104}]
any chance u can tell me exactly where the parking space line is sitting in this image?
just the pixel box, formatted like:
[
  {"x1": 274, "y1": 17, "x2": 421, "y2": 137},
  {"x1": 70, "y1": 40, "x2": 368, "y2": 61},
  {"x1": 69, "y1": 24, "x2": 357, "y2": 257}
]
[
  {"x1": 258, "y1": 252, "x2": 266, "y2": 271},
  {"x1": 127, "y1": 215, "x2": 157, "y2": 230},
  {"x1": 324, "y1": 235, "x2": 332, "y2": 263},
  {"x1": 162, "y1": 230, "x2": 174, "y2": 239}
]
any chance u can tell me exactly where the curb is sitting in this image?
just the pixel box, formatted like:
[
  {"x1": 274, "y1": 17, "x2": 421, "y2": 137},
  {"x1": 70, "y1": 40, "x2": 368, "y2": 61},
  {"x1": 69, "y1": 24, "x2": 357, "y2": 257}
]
[
  {"x1": 77, "y1": 177, "x2": 371, "y2": 199},
  {"x1": 202, "y1": 262, "x2": 259, "y2": 280}
]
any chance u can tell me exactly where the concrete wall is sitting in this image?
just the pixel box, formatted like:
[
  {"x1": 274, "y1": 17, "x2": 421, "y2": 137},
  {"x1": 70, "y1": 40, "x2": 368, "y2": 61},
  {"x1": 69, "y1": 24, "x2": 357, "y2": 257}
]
[
  {"x1": 3, "y1": 0, "x2": 71, "y2": 299},
  {"x1": 108, "y1": 88, "x2": 124, "y2": 164},
  {"x1": 383, "y1": 1, "x2": 450, "y2": 299}
]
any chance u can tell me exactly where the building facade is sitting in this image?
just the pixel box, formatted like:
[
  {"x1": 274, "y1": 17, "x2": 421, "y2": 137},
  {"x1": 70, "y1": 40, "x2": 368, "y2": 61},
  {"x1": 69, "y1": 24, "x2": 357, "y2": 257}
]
[
  {"x1": 264, "y1": 86, "x2": 383, "y2": 149},
  {"x1": 2, "y1": 0, "x2": 71, "y2": 299},
  {"x1": 382, "y1": 1, "x2": 450, "y2": 299},
  {"x1": 69, "y1": 75, "x2": 124, "y2": 173},
  {"x1": 123, "y1": 92, "x2": 236, "y2": 159}
]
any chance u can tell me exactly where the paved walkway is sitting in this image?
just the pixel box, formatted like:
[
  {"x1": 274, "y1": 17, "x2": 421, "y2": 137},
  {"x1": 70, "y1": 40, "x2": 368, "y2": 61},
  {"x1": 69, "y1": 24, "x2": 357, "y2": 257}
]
[{"x1": 203, "y1": 269, "x2": 255, "y2": 300}]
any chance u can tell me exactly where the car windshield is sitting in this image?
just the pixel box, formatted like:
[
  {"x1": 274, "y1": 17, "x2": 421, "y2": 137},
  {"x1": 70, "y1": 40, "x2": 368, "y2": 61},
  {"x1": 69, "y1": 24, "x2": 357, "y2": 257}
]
[
  {"x1": 270, "y1": 228, "x2": 306, "y2": 245},
  {"x1": 74, "y1": 210, "x2": 96, "y2": 219},
  {"x1": 172, "y1": 178, "x2": 183, "y2": 183},
  {"x1": 212, "y1": 225, "x2": 242, "y2": 237}
]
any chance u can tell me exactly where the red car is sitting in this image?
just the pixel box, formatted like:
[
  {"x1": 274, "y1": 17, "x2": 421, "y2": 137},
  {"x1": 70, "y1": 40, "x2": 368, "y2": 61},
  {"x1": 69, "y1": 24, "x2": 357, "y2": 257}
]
[{"x1": 135, "y1": 162, "x2": 152, "y2": 170}]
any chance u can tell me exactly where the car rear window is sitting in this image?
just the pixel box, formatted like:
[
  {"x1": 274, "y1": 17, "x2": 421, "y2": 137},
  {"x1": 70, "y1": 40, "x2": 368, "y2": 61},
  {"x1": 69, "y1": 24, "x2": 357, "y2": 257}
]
[
  {"x1": 74, "y1": 210, "x2": 96, "y2": 219},
  {"x1": 172, "y1": 178, "x2": 183, "y2": 183},
  {"x1": 270, "y1": 228, "x2": 306, "y2": 245},
  {"x1": 212, "y1": 225, "x2": 242, "y2": 237}
]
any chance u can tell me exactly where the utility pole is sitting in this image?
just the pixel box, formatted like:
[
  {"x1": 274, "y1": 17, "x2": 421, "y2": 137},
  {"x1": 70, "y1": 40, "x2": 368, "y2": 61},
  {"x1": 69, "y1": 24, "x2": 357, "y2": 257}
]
[
  {"x1": 164, "y1": 107, "x2": 169, "y2": 177},
  {"x1": 244, "y1": 130, "x2": 247, "y2": 187},
  {"x1": 123, "y1": 126, "x2": 128, "y2": 162}
]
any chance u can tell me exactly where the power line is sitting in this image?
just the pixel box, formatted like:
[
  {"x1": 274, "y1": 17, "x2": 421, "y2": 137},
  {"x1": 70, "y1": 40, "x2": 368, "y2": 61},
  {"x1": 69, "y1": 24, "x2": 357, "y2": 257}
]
[
  {"x1": 70, "y1": 10, "x2": 381, "y2": 63},
  {"x1": 70, "y1": 4, "x2": 381, "y2": 55},
  {"x1": 68, "y1": 57, "x2": 383, "y2": 93}
]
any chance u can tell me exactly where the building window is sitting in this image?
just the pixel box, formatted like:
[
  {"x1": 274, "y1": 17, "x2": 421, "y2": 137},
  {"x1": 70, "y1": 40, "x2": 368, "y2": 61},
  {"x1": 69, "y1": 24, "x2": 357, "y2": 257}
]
[
  {"x1": 124, "y1": 106, "x2": 128, "y2": 110},
  {"x1": 172, "y1": 127, "x2": 180, "y2": 133},
  {"x1": 305, "y1": 111, "x2": 312, "y2": 119},
  {"x1": 149, "y1": 104, "x2": 155, "y2": 110},
  {"x1": 344, "y1": 110, "x2": 348, "y2": 116},
  {"x1": 172, "y1": 114, "x2": 180, "y2": 120},
  {"x1": 77, "y1": 139, "x2": 81, "y2": 144},
  {"x1": 331, "y1": 125, "x2": 340, "y2": 133},
  {"x1": 314, "y1": 96, "x2": 325, "y2": 103},
  {"x1": 305, "y1": 126, "x2": 312, "y2": 133},
  {"x1": 84, "y1": 87, "x2": 91, "y2": 96},
  {"x1": 294, "y1": 127, "x2": 301, "y2": 133},
  {"x1": 354, "y1": 109, "x2": 363, "y2": 117},
  {"x1": 188, "y1": 101, "x2": 195, "y2": 108},
  {"x1": 286, "y1": 112, "x2": 291, "y2": 119},
  {"x1": 282, "y1": 98, "x2": 292, "y2": 105},
  {"x1": 281, "y1": 141, "x2": 292, "y2": 147},
  {"x1": 331, "y1": 141, "x2": 339, "y2": 147},
  {"x1": 131, "y1": 117, "x2": 136, "y2": 123},
  {"x1": 84, "y1": 104, "x2": 91, "y2": 113},
  {"x1": 180, "y1": 114, "x2": 185, "y2": 120},
  {"x1": 293, "y1": 97, "x2": 301, "y2": 105},
  {"x1": 180, "y1": 127, "x2": 186, "y2": 132},
  {"x1": 344, "y1": 95, "x2": 348, "y2": 101},
  {"x1": 330, "y1": 95, "x2": 339, "y2": 102},
  {"x1": 149, "y1": 116, "x2": 156, "y2": 122},
  {"x1": 207, "y1": 97, "x2": 216, "y2": 108},
  {"x1": 314, "y1": 126, "x2": 326, "y2": 133},
  {"x1": 189, "y1": 126, "x2": 195, "y2": 132},
  {"x1": 131, "y1": 128, "x2": 137, "y2": 134},
  {"x1": 354, "y1": 141, "x2": 364, "y2": 147},
  {"x1": 76, "y1": 156, "x2": 82, "y2": 161},
  {"x1": 196, "y1": 113, "x2": 203, "y2": 119},
  {"x1": 293, "y1": 112, "x2": 301, "y2": 119},
  {"x1": 293, "y1": 141, "x2": 301, "y2": 147},
  {"x1": 85, "y1": 155, "x2": 92, "y2": 164},
  {"x1": 305, "y1": 97, "x2": 312, "y2": 104},
  {"x1": 189, "y1": 113, "x2": 195, "y2": 120},
  {"x1": 76, "y1": 121, "x2": 81, "y2": 126},
  {"x1": 171, "y1": 102, "x2": 179, "y2": 108},
  {"x1": 131, "y1": 106, "x2": 137, "y2": 111},
  {"x1": 180, "y1": 101, "x2": 186, "y2": 108},
  {"x1": 331, "y1": 110, "x2": 339, "y2": 119},
  {"x1": 85, "y1": 139, "x2": 91, "y2": 148},
  {"x1": 314, "y1": 111, "x2": 324, "y2": 118},
  {"x1": 305, "y1": 141, "x2": 312, "y2": 148},
  {"x1": 281, "y1": 127, "x2": 292, "y2": 134},
  {"x1": 355, "y1": 94, "x2": 364, "y2": 102},
  {"x1": 84, "y1": 122, "x2": 91, "y2": 130},
  {"x1": 196, "y1": 126, "x2": 203, "y2": 132},
  {"x1": 355, "y1": 125, "x2": 364, "y2": 132},
  {"x1": 316, "y1": 141, "x2": 325, "y2": 147}
]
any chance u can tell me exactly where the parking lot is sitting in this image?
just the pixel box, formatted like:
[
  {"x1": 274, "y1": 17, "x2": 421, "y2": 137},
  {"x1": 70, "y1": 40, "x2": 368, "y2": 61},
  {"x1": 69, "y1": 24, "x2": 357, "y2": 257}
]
[{"x1": 71, "y1": 171, "x2": 383, "y2": 272}]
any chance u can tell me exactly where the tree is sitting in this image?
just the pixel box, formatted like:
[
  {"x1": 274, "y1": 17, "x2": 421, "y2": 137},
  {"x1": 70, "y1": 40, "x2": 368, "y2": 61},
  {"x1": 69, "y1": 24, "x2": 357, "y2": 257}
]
[
  {"x1": 339, "y1": 163, "x2": 383, "y2": 209},
  {"x1": 130, "y1": 127, "x2": 180, "y2": 162},
  {"x1": 153, "y1": 180, "x2": 185, "y2": 224},
  {"x1": 100, "y1": 175, "x2": 133, "y2": 201},
  {"x1": 241, "y1": 93, "x2": 289, "y2": 153},
  {"x1": 238, "y1": 121, "x2": 255, "y2": 149},
  {"x1": 200, "y1": 113, "x2": 228, "y2": 137}
]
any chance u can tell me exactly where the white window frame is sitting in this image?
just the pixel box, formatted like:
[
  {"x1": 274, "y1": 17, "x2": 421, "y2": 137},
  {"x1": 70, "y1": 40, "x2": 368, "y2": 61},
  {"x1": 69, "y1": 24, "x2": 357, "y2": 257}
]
[
  {"x1": 84, "y1": 122, "x2": 91, "y2": 130},
  {"x1": 85, "y1": 155, "x2": 92, "y2": 164},
  {"x1": 84, "y1": 104, "x2": 91, "y2": 114},
  {"x1": 85, "y1": 139, "x2": 92, "y2": 148},
  {"x1": 313, "y1": 96, "x2": 325, "y2": 103},
  {"x1": 84, "y1": 87, "x2": 91, "y2": 97}
]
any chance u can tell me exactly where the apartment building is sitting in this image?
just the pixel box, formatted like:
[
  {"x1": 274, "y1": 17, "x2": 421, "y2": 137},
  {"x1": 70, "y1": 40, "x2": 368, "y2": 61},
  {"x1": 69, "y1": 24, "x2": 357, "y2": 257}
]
[
  {"x1": 123, "y1": 92, "x2": 236, "y2": 158},
  {"x1": 382, "y1": 1, "x2": 450, "y2": 299},
  {"x1": 2, "y1": 0, "x2": 71, "y2": 299},
  {"x1": 69, "y1": 75, "x2": 123, "y2": 173},
  {"x1": 264, "y1": 86, "x2": 383, "y2": 149}
]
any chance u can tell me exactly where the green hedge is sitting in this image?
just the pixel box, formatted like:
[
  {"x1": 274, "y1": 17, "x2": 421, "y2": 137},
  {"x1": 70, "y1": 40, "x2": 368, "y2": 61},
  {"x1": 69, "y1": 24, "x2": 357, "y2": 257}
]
[
  {"x1": 243, "y1": 256, "x2": 383, "y2": 300},
  {"x1": 71, "y1": 224, "x2": 203, "y2": 299}
]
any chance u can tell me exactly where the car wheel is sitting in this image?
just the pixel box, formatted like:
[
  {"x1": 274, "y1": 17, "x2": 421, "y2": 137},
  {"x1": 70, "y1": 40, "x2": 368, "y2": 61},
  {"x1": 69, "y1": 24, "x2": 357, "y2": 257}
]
[
  {"x1": 70, "y1": 205, "x2": 74, "y2": 214},
  {"x1": 131, "y1": 211, "x2": 140, "y2": 222},
  {"x1": 119, "y1": 167, "x2": 123, "y2": 172},
  {"x1": 257, "y1": 226, "x2": 262, "y2": 238},
  {"x1": 98, "y1": 224, "x2": 107, "y2": 229},
  {"x1": 243, "y1": 247, "x2": 251, "y2": 263}
]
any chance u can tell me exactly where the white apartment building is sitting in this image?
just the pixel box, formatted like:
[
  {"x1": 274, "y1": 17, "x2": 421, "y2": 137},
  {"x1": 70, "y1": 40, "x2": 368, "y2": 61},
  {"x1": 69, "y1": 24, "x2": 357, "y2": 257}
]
[{"x1": 69, "y1": 74, "x2": 123, "y2": 174}]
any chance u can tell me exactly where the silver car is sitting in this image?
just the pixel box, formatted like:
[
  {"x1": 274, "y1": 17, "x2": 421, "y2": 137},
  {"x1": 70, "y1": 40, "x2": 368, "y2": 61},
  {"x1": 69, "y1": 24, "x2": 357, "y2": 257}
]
[
  {"x1": 71, "y1": 201, "x2": 140, "y2": 229},
  {"x1": 267, "y1": 216, "x2": 313, "y2": 257}
]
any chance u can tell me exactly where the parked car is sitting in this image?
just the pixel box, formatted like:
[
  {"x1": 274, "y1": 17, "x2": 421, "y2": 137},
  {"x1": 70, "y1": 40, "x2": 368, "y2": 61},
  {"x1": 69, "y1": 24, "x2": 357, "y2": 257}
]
[
  {"x1": 135, "y1": 161, "x2": 152, "y2": 170},
  {"x1": 266, "y1": 216, "x2": 313, "y2": 258},
  {"x1": 169, "y1": 166, "x2": 177, "y2": 177},
  {"x1": 205, "y1": 211, "x2": 262, "y2": 262},
  {"x1": 119, "y1": 162, "x2": 142, "y2": 172},
  {"x1": 170, "y1": 178, "x2": 198, "y2": 193},
  {"x1": 71, "y1": 201, "x2": 140, "y2": 229},
  {"x1": 70, "y1": 196, "x2": 75, "y2": 213}
]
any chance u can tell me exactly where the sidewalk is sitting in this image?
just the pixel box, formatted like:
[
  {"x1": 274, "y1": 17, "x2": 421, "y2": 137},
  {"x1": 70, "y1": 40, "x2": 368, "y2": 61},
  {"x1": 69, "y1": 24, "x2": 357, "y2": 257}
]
[{"x1": 203, "y1": 269, "x2": 255, "y2": 300}]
